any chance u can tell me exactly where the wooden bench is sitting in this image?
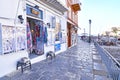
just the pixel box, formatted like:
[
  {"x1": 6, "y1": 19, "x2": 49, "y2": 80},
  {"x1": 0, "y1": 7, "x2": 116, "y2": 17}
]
[
  {"x1": 46, "y1": 51, "x2": 55, "y2": 60},
  {"x1": 16, "y1": 57, "x2": 31, "y2": 73}
]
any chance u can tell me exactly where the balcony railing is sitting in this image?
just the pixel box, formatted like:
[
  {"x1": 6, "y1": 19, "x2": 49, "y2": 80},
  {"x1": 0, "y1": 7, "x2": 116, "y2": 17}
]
[{"x1": 94, "y1": 42, "x2": 120, "y2": 80}]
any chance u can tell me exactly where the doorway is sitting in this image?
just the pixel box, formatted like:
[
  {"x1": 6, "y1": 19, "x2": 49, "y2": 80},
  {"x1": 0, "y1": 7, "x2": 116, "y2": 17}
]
[
  {"x1": 67, "y1": 22, "x2": 71, "y2": 47},
  {"x1": 27, "y1": 17, "x2": 44, "y2": 58}
]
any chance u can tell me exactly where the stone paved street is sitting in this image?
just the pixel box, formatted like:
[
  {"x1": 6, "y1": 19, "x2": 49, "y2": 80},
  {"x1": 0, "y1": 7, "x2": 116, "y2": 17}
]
[{"x1": 0, "y1": 40, "x2": 111, "y2": 80}]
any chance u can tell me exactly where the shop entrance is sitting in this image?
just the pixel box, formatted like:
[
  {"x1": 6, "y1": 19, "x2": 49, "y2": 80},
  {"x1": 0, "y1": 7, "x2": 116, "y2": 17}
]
[
  {"x1": 67, "y1": 22, "x2": 71, "y2": 47},
  {"x1": 27, "y1": 17, "x2": 44, "y2": 58}
]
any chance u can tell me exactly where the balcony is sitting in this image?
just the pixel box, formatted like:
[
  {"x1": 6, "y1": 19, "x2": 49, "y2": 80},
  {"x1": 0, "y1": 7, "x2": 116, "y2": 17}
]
[{"x1": 71, "y1": 2, "x2": 81, "y2": 12}]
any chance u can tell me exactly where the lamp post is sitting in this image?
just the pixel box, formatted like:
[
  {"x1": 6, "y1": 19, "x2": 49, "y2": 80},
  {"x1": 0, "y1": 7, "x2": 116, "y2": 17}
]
[{"x1": 89, "y1": 19, "x2": 92, "y2": 43}]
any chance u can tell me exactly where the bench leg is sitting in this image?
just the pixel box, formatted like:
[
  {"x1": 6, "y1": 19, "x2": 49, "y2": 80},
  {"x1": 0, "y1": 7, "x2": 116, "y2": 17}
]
[
  {"x1": 16, "y1": 63, "x2": 20, "y2": 70},
  {"x1": 21, "y1": 65, "x2": 24, "y2": 73},
  {"x1": 16, "y1": 64, "x2": 18, "y2": 70},
  {"x1": 29, "y1": 62, "x2": 31, "y2": 69}
]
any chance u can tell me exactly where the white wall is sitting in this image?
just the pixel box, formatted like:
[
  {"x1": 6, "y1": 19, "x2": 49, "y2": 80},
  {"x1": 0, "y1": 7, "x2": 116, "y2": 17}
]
[
  {"x1": 0, "y1": 0, "x2": 28, "y2": 78},
  {"x1": 0, "y1": 0, "x2": 26, "y2": 26},
  {"x1": 61, "y1": 16, "x2": 67, "y2": 31},
  {"x1": 0, "y1": 51, "x2": 28, "y2": 78},
  {"x1": 44, "y1": 45, "x2": 55, "y2": 54},
  {"x1": 0, "y1": 0, "x2": 25, "y2": 19}
]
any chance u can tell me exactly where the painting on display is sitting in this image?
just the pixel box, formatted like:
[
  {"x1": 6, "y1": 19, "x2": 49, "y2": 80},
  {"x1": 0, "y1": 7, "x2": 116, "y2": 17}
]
[
  {"x1": 54, "y1": 18, "x2": 61, "y2": 51},
  {"x1": 62, "y1": 32, "x2": 66, "y2": 43},
  {"x1": 47, "y1": 30, "x2": 52, "y2": 45},
  {"x1": 2, "y1": 26, "x2": 16, "y2": 54},
  {"x1": 16, "y1": 27, "x2": 26, "y2": 51},
  {"x1": 55, "y1": 23, "x2": 62, "y2": 42},
  {"x1": 47, "y1": 30, "x2": 55, "y2": 45}
]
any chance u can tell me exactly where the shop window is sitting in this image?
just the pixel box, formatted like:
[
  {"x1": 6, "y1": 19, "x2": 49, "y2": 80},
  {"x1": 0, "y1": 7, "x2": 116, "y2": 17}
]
[
  {"x1": 2, "y1": 26, "x2": 16, "y2": 54},
  {"x1": 1, "y1": 25, "x2": 27, "y2": 54},
  {"x1": 55, "y1": 23, "x2": 62, "y2": 42}
]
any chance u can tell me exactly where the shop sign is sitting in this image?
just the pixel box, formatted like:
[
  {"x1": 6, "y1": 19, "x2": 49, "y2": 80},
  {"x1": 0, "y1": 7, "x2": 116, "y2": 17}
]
[
  {"x1": 26, "y1": 5, "x2": 43, "y2": 19},
  {"x1": 31, "y1": 8, "x2": 39, "y2": 16},
  {"x1": 54, "y1": 43, "x2": 61, "y2": 52}
]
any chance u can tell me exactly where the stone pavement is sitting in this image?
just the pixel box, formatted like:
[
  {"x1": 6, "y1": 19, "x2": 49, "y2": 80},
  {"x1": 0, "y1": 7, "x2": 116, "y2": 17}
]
[{"x1": 0, "y1": 40, "x2": 111, "y2": 80}]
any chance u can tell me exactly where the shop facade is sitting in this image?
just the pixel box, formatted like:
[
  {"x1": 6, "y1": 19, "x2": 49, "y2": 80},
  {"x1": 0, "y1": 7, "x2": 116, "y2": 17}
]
[
  {"x1": 66, "y1": 0, "x2": 81, "y2": 48},
  {"x1": 44, "y1": 10, "x2": 67, "y2": 54},
  {"x1": 0, "y1": 0, "x2": 67, "y2": 77},
  {"x1": 26, "y1": 0, "x2": 68, "y2": 62}
]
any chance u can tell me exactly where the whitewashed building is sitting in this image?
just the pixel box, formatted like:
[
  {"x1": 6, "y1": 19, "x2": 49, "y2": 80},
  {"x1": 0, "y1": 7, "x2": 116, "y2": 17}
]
[{"x1": 0, "y1": 0, "x2": 67, "y2": 77}]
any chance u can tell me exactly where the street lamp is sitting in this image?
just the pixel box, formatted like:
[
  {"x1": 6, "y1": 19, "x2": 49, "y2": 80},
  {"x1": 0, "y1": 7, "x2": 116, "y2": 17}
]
[{"x1": 89, "y1": 19, "x2": 92, "y2": 43}]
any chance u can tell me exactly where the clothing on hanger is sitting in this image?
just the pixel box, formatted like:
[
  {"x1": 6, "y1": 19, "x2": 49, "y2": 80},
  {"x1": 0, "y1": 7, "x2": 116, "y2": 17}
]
[{"x1": 27, "y1": 22, "x2": 32, "y2": 49}]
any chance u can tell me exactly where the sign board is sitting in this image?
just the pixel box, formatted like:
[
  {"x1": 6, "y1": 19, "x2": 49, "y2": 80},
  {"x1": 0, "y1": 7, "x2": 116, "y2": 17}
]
[
  {"x1": 31, "y1": 8, "x2": 39, "y2": 15},
  {"x1": 54, "y1": 43, "x2": 61, "y2": 52},
  {"x1": 26, "y1": 5, "x2": 43, "y2": 19}
]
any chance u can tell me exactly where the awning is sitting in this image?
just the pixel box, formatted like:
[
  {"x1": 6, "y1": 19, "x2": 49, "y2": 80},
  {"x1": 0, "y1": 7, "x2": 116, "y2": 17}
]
[
  {"x1": 36, "y1": 0, "x2": 68, "y2": 14},
  {"x1": 67, "y1": 18, "x2": 80, "y2": 30},
  {"x1": 71, "y1": 3, "x2": 81, "y2": 12}
]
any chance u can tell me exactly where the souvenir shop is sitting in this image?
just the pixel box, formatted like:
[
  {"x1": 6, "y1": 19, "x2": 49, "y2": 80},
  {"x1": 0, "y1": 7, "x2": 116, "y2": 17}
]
[
  {"x1": 0, "y1": 0, "x2": 67, "y2": 78},
  {"x1": 26, "y1": 4, "x2": 47, "y2": 57}
]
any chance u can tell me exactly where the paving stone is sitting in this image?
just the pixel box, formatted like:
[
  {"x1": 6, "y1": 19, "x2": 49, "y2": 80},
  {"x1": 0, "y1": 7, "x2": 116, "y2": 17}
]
[
  {"x1": 0, "y1": 40, "x2": 109, "y2": 80},
  {"x1": 93, "y1": 69, "x2": 107, "y2": 76},
  {"x1": 94, "y1": 63, "x2": 107, "y2": 71},
  {"x1": 93, "y1": 55, "x2": 101, "y2": 60},
  {"x1": 93, "y1": 59, "x2": 102, "y2": 63},
  {"x1": 94, "y1": 75, "x2": 110, "y2": 80}
]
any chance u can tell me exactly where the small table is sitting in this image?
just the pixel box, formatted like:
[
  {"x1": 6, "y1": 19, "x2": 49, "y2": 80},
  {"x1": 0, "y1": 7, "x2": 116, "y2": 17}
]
[{"x1": 16, "y1": 60, "x2": 31, "y2": 73}]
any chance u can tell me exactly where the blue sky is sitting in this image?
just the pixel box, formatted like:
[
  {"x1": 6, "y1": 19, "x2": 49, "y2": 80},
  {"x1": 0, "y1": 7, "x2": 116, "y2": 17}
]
[{"x1": 78, "y1": 0, "x2": 120, "y2": 36}]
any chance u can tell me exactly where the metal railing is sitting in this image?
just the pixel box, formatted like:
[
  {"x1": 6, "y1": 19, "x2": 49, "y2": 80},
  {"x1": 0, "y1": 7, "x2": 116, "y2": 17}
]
[{"x1": 94, "y1": 42, "x2": 120, "y2": 80}]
